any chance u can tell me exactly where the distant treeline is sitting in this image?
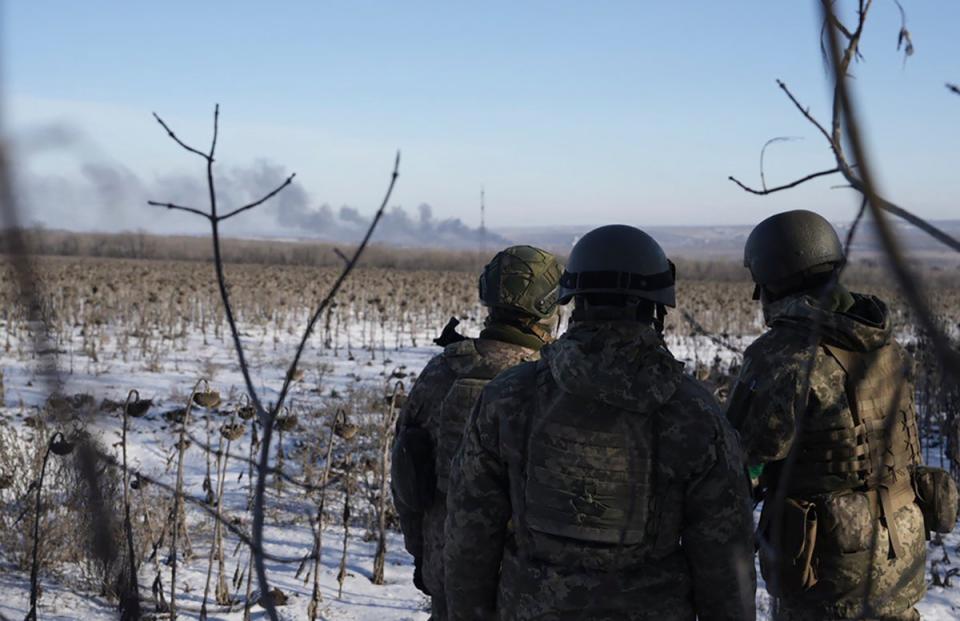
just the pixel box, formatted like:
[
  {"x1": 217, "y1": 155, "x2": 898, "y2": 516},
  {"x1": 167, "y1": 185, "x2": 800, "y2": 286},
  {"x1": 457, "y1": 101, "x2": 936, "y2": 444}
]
[
  {"x1": 1, "y1": 228, "x2": 954, "y2": 288},
  {"x1": 1, "y1": 228, "x2": 488, "y2": 272}
]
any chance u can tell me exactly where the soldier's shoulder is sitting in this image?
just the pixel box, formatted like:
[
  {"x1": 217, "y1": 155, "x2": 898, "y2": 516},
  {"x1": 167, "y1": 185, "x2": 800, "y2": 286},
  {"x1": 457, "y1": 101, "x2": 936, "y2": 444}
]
[
  {"x1": 660, "y1": 376, "x2": 728, "y2": 444},
  {"x1": 742, "y1": 325, "x2": 810, "y2": 371},
  {"x1": 411, "y1": 351, "x2": 458, "y2": 389},
  {"x1": 442, "y1": 337, "x2": 479, "y2": 360},
  {"x1": 482, "y1": 359, "x2": 539, "y2": 401},
  {"x1": 659, "y1": 376, "x2": 735, "y2": 475},
  {"x1": 669, "y1": 374, "x2": 722, "y2": 417}
]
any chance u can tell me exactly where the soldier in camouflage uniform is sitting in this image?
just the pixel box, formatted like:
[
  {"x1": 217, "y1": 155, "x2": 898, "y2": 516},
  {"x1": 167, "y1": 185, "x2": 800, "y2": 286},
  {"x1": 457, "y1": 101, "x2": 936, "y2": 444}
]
[
  {"x1": 391, "y1": 245, "x2": 563, "y2": 620},
  {"x1": 444, "y1": 225, "x2": 756, "y2": 620},
  {"x1": 726, "y1": 210, "x2": 927, "y2": 620}
]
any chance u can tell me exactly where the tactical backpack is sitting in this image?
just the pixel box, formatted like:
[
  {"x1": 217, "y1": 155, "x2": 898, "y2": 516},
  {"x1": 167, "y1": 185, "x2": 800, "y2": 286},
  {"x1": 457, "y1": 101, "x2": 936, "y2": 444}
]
[{"x1": 517, "y1": 362, "x2": 658, "y2": 549}]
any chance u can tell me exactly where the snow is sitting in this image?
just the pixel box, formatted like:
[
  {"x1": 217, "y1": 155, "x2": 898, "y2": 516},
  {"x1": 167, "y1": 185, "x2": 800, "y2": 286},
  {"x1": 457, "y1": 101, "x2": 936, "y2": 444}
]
[{"x1": 0, "y1": 316, "x2": 958, "y2": 620}]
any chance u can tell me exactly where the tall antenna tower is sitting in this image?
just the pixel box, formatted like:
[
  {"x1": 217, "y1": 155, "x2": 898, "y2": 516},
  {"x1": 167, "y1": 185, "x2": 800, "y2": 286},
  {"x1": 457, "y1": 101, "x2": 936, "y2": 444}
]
[{"x1": 480, "y1": 186, "x2": 487, "y2": 254}]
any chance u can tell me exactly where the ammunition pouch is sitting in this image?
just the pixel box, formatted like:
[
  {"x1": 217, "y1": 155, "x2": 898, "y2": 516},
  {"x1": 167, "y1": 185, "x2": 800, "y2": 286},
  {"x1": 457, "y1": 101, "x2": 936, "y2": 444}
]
[
  {"x1": 912, "y1": 465, "x2": 959, "y2": 535},
  {"x1": 758, "y1": 497, "x2": 819, "y2": 596},
  {"x1": 391, "y1": 425, "x2": 436, "y2": 513}
]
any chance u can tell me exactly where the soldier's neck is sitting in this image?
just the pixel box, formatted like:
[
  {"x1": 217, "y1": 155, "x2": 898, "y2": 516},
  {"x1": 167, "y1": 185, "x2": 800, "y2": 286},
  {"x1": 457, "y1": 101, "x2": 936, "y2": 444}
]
[{"x1": 480, "y1": 321, "x2": 547, "y2": 351}]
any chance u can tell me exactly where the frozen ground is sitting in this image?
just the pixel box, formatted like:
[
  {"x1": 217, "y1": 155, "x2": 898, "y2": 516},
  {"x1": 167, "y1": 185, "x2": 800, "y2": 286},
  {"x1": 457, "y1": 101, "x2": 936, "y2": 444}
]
[{"x1": 0, "y1": 316, "x2": 957, "y2": 620}]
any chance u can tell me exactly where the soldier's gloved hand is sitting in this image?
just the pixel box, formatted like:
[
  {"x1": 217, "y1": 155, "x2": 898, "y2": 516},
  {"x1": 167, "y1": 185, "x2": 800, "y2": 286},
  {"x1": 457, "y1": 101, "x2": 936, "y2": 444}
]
[{"x1": 413, "y1": 556, "x2": 430, "y2": 595}]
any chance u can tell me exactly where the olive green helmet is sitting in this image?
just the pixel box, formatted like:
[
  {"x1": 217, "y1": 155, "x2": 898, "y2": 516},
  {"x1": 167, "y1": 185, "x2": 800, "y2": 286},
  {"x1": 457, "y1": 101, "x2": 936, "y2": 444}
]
[
  {"x1": 744, "y1": 210, "x2": 844, "y2": 292},
  {"x1": 558, "y1": 225, "x2": 676, "y2": 307},
  {"x1": 478, "y1": 245, "x2": 563, "y2": 320}
]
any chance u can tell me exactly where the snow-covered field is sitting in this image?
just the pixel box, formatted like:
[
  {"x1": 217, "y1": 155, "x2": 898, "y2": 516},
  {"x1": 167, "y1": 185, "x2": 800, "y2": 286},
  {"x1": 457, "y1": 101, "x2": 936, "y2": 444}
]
[{"x1": 0, "y1": 313, "x2": 957, "y2": 620}]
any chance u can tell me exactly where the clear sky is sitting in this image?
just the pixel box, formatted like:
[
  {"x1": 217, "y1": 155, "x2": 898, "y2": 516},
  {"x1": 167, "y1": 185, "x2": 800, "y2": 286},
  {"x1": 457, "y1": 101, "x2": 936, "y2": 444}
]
[{"x1": 3, "y1": 1, "x2": 958, "y2": 239}]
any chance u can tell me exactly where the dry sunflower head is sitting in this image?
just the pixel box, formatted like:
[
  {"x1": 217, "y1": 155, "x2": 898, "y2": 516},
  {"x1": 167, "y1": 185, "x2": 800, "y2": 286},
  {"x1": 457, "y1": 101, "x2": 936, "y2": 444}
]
[
  {"x1": 237, "y1": 405, "x2": 256, "y2": 420},
  {"x1": 50, "y1": 437, "x2": 75, "y2": 456},
  {"x1": 220, "y1": 423, "x2": 245, "y2": 441},
  {"x1": 274, "y1": 415, "x2": 298, "y2": 432},
  {"x1": 334, "y1": 421, "x2": 359, "y2": 441},
  {"x1": 193, "y1": 391, "x2": 221, "y2": 409},
  {"x1": 126, "y1": 399, "x2": 152, "y2": 418},
  {"x1": 163, "y1": 408, "x2": 187, "y2": 424}
]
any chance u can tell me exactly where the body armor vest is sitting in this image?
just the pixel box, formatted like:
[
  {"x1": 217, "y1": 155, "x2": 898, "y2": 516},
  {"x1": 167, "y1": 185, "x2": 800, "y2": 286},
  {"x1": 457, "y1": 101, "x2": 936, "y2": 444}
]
[
  {"x1": 793, "y1": 342, "x2": 919, "y2": 492},
  {"x1": 434, "y1": 339, "x2": 532, "y2": 493},
  {"x1": 520, "y1": 363, "x2": 655, "y2": 546},
  {"x1": 791, "y1": 341, "x2": 920, "y2": 558}
]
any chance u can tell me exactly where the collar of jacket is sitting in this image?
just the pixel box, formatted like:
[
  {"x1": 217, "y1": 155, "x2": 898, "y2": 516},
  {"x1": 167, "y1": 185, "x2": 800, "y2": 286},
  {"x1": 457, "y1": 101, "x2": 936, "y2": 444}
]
[{"x1": 480, "y1": 321, "x2": 548, "y2": 351}]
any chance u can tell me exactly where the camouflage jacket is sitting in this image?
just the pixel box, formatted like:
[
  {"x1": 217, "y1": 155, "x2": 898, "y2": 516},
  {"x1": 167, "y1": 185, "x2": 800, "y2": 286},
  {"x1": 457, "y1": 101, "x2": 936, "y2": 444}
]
[
  {"x1": 392, "y1": 333, "x2": 538, "y2": 601},
  {"x1": 726, "y1": 292, "x2": 925, "y2": 618},
  {"x1": 444, "y1": 321, "x2": 756, "y2": 621}
]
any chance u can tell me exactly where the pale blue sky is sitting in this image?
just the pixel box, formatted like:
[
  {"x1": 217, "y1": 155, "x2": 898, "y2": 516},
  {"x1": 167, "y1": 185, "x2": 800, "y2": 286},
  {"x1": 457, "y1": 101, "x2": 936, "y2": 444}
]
[{"x1": 4, "y1": 1, "x2": 959, "y2": 237}]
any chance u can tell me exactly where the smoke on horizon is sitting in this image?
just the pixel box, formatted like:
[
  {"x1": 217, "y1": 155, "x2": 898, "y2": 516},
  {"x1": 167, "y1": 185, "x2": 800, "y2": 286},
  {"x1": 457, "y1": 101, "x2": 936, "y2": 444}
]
[{"x1": 17, "y1": 157, "x2": 504, "y2": 248}]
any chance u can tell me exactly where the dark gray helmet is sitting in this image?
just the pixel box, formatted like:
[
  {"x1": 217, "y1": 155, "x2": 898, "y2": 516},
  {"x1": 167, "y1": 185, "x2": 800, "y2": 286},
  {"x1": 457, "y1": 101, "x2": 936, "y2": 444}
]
[
  {"x1": 744, "y1": 210, "x2": 844, "y2": 288},
  {"x1": 558, "y1": 224, "x2": 676, "y2": 307}
]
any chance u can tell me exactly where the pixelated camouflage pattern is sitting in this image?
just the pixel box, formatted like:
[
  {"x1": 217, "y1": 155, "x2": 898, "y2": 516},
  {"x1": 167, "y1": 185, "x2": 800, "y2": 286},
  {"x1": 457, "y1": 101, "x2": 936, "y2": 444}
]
[
  {"x1": 445, "y1": 321, "x2": 756, "y2": 620},
  {"x1": 727, "y1": 292, "x2": 926, "y2": 619},
  {"x1": 392, "y1": 335, "x2": 538, "y2": 619}
]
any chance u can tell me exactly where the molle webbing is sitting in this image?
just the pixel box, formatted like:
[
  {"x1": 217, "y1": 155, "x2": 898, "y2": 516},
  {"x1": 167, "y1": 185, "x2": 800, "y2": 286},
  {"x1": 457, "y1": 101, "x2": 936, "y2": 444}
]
[
  {"x1": 434, "y1": 377, "x2": 490, "y2": 493},
  {"x1": 434, "y1": 342, "x2": 518, "y2": 494},
  {"x1": 522, "y1": 366, "x2": 654, "y2": 546},
  {"x1": 793, "y1": 344, "x2": 917, "y2": 483},
  {"x1": 795, "y1": 342, "x2": 918, "y2": 557}
]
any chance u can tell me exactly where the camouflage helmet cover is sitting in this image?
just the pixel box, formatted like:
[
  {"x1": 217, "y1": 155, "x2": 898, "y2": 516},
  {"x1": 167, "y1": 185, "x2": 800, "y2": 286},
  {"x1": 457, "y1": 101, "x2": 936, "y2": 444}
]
[
  {"x1": 558, "y1": 224, "x2": 676, "y2": 307},
  {"x1": 479, "y1": 245, "x2": 563, "y2": 320},
  {"x1": 744, "y1": 209, "x2": 844, "y2": 287}
]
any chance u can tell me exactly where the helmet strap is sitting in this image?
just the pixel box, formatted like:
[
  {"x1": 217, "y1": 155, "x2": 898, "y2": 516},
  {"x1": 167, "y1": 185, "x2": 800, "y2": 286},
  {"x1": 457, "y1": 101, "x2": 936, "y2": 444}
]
[
  {"x1": 570, "y1": 296, "x2": 657, "y2": 324},
  {"x1": 653, "y1": 304, "x2": 667, "y2": 337}
]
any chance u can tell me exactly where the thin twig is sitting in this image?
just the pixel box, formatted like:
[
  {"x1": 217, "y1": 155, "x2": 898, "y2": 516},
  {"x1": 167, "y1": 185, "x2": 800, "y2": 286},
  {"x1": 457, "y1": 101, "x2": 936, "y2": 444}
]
[
  {"x1": 776, "y1": 79, "x2": 835, "y2": 147},
  {"x1": 728, "y1": 167, "x2": 840, "y2": 195},
  {"x1": 146, "y1": 201, "x2": 212, "y2": 220},
  {"x1": 332, "y1": 247, "x2": 350, "y2": 265},
  {"x1": 947, "y1": 83, "x2": 960, "y2": 96},
  {"x1": 218, "y1": 173, "x2": 297, "y2": 222},
  {"x1": 153, "y1": 112, "x2": 210, "y2": 160},
  {"x1": 760, "y1": 136, "x2": 803, "y2": 191},
  {"x1": 93, "y1": 450, "x2": 317, "y2": 564},
  {"x1": 680, "y1": 310, "x2": 743, "y2": 355},
  {"x1": 181, "y1": 426, "x2": 340, "y2": 493}
]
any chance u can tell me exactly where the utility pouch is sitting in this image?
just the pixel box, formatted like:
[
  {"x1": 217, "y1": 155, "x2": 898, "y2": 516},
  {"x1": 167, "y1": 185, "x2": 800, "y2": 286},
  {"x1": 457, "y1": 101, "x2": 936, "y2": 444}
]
[
  {"x1": 758, "y1": 497, "x2": 819, "y2": 596},
  {"x1": 812, "y1": 491, "x2": 873, "y2": 595},
  {"x1": 391, "y1": 425, "x2": 436, "y2": 513},
  {"x1": 912, "y1": 465, "x2": 959, "y2": 534}
]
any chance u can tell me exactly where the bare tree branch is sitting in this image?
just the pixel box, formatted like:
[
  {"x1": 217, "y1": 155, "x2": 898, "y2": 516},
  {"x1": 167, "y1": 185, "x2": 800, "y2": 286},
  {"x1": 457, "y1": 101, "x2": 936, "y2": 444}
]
[
  {"x1": 152, "y1": 112, "x2": 211, "y2": 160},
  {"x1": 679, "y1": 310, "x2": 743, "y2": 355},
  {"x1": 777, "y1": 79, "x2": 835, "y2": 147},
  {"x1": 250, "y1": 150, "x2": 400, "y2": 620},
  {"x1": 728, "y1": 167, "x2": 841, "y2": 195},
  {"x1": 148, "y1": 105, "x2": 401, "y2": 621},
  {"x1": 822, "y1": 0, "x2": 960, "y2": 378},
  {"x1": 217, "y1": 173, "x2": 297, "y2": 221},
  {"x1": 760, "y1": 136, "x2": 803, "y2": 191},
  {"x1": 209, "y1": 104, "x2": 220, "y2": 160},
  {"x1": 332, "y1": 247, "x2": 350, "y2": 265},
  {"x1": 947, "y1": 83, "x2": 960, "y2": 96},
  {"x1": 95, "y1": 450, "x2": 318, "y2": 564},
  {"x1": 733, "y1": 6, "x2": 960, "y2": 255},
  {"x1": 146, "y1": 200, "x2": 211, "y2": 219}
]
